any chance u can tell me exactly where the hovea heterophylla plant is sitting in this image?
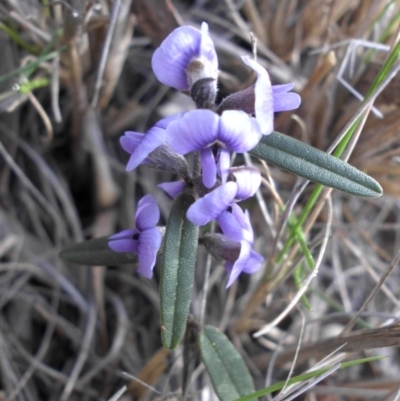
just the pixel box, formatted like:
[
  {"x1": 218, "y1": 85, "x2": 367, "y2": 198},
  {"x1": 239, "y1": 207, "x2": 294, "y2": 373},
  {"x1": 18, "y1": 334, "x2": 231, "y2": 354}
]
[{"x1": 59, "y1": 21, "x2": 383, "y2": 400}]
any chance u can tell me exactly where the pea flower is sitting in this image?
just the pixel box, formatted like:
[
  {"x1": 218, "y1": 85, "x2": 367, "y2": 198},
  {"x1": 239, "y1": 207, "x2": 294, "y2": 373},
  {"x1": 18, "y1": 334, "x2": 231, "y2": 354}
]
[
  {"x1": 186, "y1": 167, "x2": 261, "y2": 226},
  {"x1": 108, "y1": 195, "x2": 162, "y2": 279},
  {"x1": 120, "y1": 113, "x2": 188, "y2": 176},
  {"x1": 218, "y1": 56, "x2": 301, "y2": 134},
  {"x1": 166, "y1": 109, "x2": 262, "y2": 188},
  {"x1": 152, "y1": 22, "x2": 218, "y2": 107},
  {"x1": 200, "y1": 204, "x2": 264, "y2": 287},
  {"x1": 217, "y1": 204, "x2": 263, "y2": 286}
]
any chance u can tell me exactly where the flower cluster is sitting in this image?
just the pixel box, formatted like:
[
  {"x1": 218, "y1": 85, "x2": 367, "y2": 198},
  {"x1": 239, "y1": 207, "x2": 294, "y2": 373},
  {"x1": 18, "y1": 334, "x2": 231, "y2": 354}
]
[{"x1": 109, "y1": 22, "x2": 301, "y2": 286}]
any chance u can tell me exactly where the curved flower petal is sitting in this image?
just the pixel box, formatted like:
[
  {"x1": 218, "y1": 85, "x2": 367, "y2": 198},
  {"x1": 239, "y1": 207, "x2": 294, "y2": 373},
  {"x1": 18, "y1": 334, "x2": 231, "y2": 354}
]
[
  {"x1": 136, "y1": 195, "x2": 160, "y2": 231},
  {"x1": 231, "y1": 166, "x2": 261, "y2": 200},
  {"x1": 216, "y1": 210, "x2": 243, "y2": 242},
  {"x1": 272, "y1": 83, "x2": 295, "y2": 94},
  {"x1": 219, "y1": 110, "x2": 262, "y2": 152},
  {"x1": 109, "y1": 228, "x2": 138, "y2": 240},
  {"x1": 158, "y1": 180, "x2": 186, "y2": 198},
  {"x1": 273, "y1": 92, "x2": 301, "y2": 112},
  {"x1": 225, "y1": 240, "x2": 252, "y2": 287},
  {"x1": 218, "y1": 204, "x2": 253, "y2": 243},
  {"x1": 241, "y1": 56, "x2": 273, "y2": 135},
  {"x1": 151, "y1": 24, "x2": 217, "y2": 91},
  {"x1": 120, "y1": 132, "x2": 143, "y2": 153},
  {"x1": 187, "y1": 182, "x2": 237, "y2": 226},
  {"x1": 151, "y1": 26, "x2": 202, "y2": 90},
  {"x1": 199, "y1": 22, "x2": 218, "y2": 70},
  {"x1": 137, "y1": 228, "x2": 162, "y2": 279},
  {"x1": 166, "y1": 109, "x2": 219, "y2": 154},
  {"x1": 242, "y1": 250, "x2": 264, "y2": 274},
  {"x1": 108, "y1": 238, "x2": 139, "y2": 253},
  {"x1": 201, "y1": 148, "x2": 217, "y2": 188},
  {"x1": 154, "y1": 112, "x2": 185, "y2": 130},
  {"x1": 231, "y1": 205, "x2": 253, "y2": 243},
  {"x1": 217, "y1": 148, "x2": 231, "y2": 184},
  {"x1": 126, "y1": 126, "x2": 166, "y2": 171}
]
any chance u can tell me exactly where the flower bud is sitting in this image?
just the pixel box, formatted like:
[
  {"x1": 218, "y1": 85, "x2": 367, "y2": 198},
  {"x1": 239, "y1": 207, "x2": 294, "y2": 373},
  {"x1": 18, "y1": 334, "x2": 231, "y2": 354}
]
[
  {"x1": 200, "y1": 233, "x2": 240, "y2": 263},
  {"x1": 148, "y1": 144, "x2": 190, "y2": 178},
  {"x1": 190, "y1": 77, "x2": 217, "y2": 109}
]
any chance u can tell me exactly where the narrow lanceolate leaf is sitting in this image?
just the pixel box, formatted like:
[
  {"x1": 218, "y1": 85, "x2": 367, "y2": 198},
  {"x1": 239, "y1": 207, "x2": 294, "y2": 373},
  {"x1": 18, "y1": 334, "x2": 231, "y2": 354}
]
[
  {"x1": 200, "y1": 326, "x2": 255, "y2": 401},
  {"x1": 59, "y1": 237, "x2": 137, "y2": 265},
  {"x1": 249, "y1": 132, "x2": 382, "y2": 198},
  {"x1": 160, "y1": 192, "x2": 199, "y2": 349}
]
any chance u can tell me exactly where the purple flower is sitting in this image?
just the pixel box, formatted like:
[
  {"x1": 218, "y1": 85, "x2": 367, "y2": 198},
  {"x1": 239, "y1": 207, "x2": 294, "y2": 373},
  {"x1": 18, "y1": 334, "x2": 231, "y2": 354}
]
[
  {"x1": 272, "y1": 83, "x2": 302, "y2": 112},
  {"x1": 121, "y1": 126, "x2": 165, "y2": 171},
  {"x1": 166, "y1": 109, "x2": 262, "y2": 188},
  {"x1": 108, "y1": 195, "x2": 162, "y2": 279},
  {"x1": 241, "y1": 56, "x2": 301, "y2": 134},
  {"x1": 225, "y1": 239, "x2": 263, "y2": 287},
  {"x1": 186, "y1": 167, "x2": 261, "y2": 226},
  {"x1": 152, "y1": 22, "x2": 218, "y2": 92},
  {"x1": 216, "y1": 204, "x2": 263, "y2": 287},
  {"x1": 120, "y1": 113, "x2": 188, "y2": 175},
  {"x1": 216, "y1": 203, "x2": 254, "y2": 243},
  {"x1": 199, "y1": 204, "x2": 264, "y2": 287}
]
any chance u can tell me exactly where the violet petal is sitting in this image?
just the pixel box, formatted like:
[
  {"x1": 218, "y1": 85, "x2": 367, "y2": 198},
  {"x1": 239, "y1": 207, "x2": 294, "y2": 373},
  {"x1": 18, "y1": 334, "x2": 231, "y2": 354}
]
[
  {"x1": 231, "y1": 166, "x2": 261, "y2": 200},
  {"x1": 216, "y1": 210, "x2": 243, "y2": 242},
  {"x1": 273, "y1": 92, "x2": 301, "y2": 112},
  {"x1": 120, "y1": 132, "x2": 143, "y2": 153},
  {"x1": 137, "y1": 228, "x2": 162, "y2": 279},
  {"x1": 219, "y1": 110, "x2": 262, "y2": 152},
  {"x1": 126, "y1": 126, "x2": 166, "y2": 172},
  {"x1": 201, "y1": 148, "x2": 217, "y2": 188},
  {"x1": 231, "y1": 205, "x2": 254, "y2": 243},
  {"x1": 158, "y1": 180, "x2": 186, "y2": 199},
  {"x1": 154, "y1": 112, "x2": 185, "y2": 130},
  {"x1": 199, "y1": 22, "x2": 219, "y2": 67},
  {"x1": 241, "y1": 56, "x2": 274, "y2": 135},
  {"x1": 108, "y1": 238, "x2": 139, "y2": 253},
  {"x1": 186, "y1": 182, "x2": 237, "y2": 226},
  {"x1": 151, "y1": 26, "x2": 203, "y2": 90},
  {"x1": 272, "y1": 83, "x2": 295, "y2": 94},
  {"x1": 218, "y1": 204, "x2": 253, "y2": 243},
  {"x1": 225, "y1": 240, "x2": 252, "y2": 287},
  {"x1": 109, "y1": 228, "x2": 138, "y2": 240},
  {"x1": 217, "y1": 148, "x2": 231, "y2": 184},
  {"x1": 242, "y1": 250, "x2": 264, "y2": 274},
  {"x1": 135, "y1": 195, "x2": 160, "y2": 231},
  {"x1": 166, "y1": 109, "x2": 219, "y2": 155}
]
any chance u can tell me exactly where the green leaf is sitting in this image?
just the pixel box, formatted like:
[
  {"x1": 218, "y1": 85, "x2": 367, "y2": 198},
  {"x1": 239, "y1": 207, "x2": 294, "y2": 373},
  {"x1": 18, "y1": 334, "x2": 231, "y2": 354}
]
[
  {"x1": 59, "y1": 236, "x2": 137, "y2": 265},
  {"x1": 200, "y1": 325, "x2": 255, "y2": 401},
  {"x1": 160, "y1": 192, "x2": 199, "y2": 349},
  {"x1": 233, "y1": 356, "x2": 384, "y2": 401},
  {"x1": 249, "y1": 132, "x2": 382, "y2": 198}
]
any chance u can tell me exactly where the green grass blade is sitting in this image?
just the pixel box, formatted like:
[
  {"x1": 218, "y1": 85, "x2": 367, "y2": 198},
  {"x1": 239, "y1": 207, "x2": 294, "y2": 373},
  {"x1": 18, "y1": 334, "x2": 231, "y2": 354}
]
[{"x1": 233, "y1": 356, "x2": 384, "y2": 401}]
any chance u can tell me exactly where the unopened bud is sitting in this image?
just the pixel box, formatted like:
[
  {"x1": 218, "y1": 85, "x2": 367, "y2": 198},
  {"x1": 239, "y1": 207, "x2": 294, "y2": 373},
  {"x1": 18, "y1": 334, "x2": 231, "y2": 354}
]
[
  {"x1": 190, "y1": 78, "x2": 217, "y2": 109},
  {"x1": 149, "y1": 145, "x2": 190, "y2": 178},
  {"x1": 200, "y1": 233, "x2": 240, "y2": 262},
  {"x1": 186, "y1": 57, "x2": 218, "y2": 109}
]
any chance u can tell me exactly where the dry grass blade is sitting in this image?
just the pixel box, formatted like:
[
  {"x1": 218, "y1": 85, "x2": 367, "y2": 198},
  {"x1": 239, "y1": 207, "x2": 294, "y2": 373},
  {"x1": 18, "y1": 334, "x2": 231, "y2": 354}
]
[{"x1": 256, "y1": 323, "x2": 400, "y2": 368}]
